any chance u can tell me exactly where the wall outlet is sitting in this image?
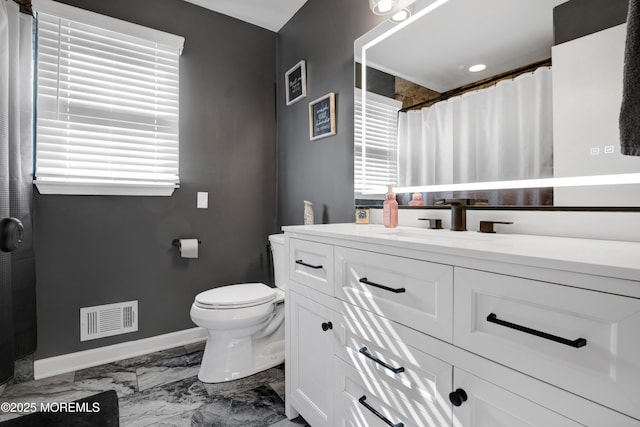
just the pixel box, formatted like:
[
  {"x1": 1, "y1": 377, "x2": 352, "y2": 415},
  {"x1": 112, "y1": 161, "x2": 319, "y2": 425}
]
[{"x1": 197, "y1": 192, "x2": 208, "y2": 209}]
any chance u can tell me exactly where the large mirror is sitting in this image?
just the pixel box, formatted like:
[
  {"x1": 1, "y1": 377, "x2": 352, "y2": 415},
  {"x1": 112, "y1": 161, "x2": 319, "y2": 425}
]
[{"x1": 355, "y1": 0, "x2": 640, "y2": 207}]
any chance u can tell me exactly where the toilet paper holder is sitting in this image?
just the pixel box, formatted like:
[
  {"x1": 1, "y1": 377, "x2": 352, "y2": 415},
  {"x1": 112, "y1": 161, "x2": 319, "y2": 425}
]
[{"x1": 172, "y1": 239, "x2": 202, "y2": 247}]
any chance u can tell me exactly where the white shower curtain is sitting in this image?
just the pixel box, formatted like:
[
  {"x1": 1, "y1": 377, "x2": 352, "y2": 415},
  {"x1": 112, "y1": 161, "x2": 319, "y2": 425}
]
[
  {"x1": 1, "y1": 0, "x2": 35, "y2": 386},
  {"x1": 397, "y1": 67, "x2": 553, "y2": 186}
]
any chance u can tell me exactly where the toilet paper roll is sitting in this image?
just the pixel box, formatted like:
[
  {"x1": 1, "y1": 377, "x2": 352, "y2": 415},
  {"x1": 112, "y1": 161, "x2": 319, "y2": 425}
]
[{"x1": 178, "y1": 239, "x2": 199, "y2": 258}]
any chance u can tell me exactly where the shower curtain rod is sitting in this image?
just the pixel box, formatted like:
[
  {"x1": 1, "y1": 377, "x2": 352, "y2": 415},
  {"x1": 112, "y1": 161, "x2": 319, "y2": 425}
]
[{"x1": 399, "y1": 58, "x2": 551, "y2": 112}]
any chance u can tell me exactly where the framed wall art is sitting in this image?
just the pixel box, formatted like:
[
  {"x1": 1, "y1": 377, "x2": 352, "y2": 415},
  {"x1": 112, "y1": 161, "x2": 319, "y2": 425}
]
[
  {"x1": 285, "y1": 60, "x2": 307, "y2": 106},
  {"x1": 309, "y1": 92, "x2": 336, "y2": 141}
]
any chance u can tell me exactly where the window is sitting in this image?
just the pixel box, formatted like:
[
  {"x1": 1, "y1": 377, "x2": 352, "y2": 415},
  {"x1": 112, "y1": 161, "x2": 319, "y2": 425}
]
[
  {"x1": 354, "y1": 89, "x2": 402, "y2": 198},
  {"x1": 32, "y1": 0, "x2": 184, "y2": 196}
]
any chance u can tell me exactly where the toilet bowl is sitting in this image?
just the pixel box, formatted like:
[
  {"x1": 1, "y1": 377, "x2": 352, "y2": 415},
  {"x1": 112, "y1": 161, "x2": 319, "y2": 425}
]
[{"x1": 190, "y1": 234, "x2": 286, "y2": 383}]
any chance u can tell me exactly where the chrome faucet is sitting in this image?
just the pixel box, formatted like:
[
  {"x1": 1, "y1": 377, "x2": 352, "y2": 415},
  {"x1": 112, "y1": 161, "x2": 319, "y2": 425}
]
[{"x1": 436, "y1": 198, "x2": 488, "y2": 231}]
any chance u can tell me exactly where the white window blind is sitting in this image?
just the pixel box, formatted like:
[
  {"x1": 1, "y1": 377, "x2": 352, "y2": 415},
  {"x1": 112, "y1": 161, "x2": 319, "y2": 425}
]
[
  {"x1": 354, "y1": 89, "x2": 402, "y2": 198},
  {"x1": 32, "y1": 0, "x2": 185, "y2": 196}
]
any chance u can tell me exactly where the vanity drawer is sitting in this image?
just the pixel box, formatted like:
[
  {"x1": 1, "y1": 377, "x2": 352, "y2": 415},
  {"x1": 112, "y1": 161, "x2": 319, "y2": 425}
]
[
  {"x1": 334, "y1": 356, "x2": 452, "y2": 427},
  {"x1": 454, "y1": 267, "x2": 640, "y2": 420},
  {"x1": 335, "y1": 246, "x2": 453, "y2": 341},
  {"x1": 334, "y1": 309, "x2": 452, "y2": 410},
  {"x1": 289, "y1": 238, "x2": 334, "y2": 295}
]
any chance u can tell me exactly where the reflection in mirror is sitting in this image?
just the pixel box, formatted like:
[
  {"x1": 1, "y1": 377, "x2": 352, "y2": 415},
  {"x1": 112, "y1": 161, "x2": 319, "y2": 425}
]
[
  {"x1": 396, "y1": 66, "x2": 553, "y2": 186},
  {"x1": 355, "y1": 0, "x2": 640, "y2": 207}
]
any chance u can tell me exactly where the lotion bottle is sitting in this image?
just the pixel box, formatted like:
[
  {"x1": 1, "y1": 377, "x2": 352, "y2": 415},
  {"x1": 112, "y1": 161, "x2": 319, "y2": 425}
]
[
  {"x1": 383, "y1": 185, "x2": 398, "y2": 228},
  {"x1": 303, "y1": 200, "x2": 314, "y2": 225}
]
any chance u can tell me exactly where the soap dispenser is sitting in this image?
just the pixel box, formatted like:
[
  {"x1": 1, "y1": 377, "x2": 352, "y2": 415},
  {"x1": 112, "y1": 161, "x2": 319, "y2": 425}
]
[
  {"x1": 383, "y1": 185, "x2": 398, "y2": 228},
  {"x1": 303, "y1": 200, "x2": 314, "y2": 225}
]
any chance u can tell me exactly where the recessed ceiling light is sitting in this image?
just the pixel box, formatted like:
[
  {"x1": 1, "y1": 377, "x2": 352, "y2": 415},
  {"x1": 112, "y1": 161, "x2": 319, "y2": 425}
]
[{"x1": 469, "y1": 64, "x2": 487, "y2": 72}]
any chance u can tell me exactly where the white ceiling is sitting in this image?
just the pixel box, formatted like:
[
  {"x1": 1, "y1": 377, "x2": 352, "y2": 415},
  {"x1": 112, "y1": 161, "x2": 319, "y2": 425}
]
[
  {"x1": 366, "y1": 0, "x2": 567, "y2": 93},
  {"x1": 183, "y1": 0, "x2": 308, "y2": 32}
]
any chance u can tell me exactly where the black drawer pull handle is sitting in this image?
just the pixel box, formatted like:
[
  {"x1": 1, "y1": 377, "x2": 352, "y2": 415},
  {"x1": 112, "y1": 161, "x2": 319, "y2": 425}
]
[
  {"x1": 359, "y1": 277, "x2": 406, "y2": 294},
  {"x1": 358, "y1": 396, "x2": 404, "y2": 427},
  {"x1": 295, "y1": 259, "x2": 323, "y2": 269},
  {"x1": 486, "y1": 313, "x2": 587, "y2": 348},
  {"x1": 359, "y1": 346, "x2": 405, "y2": 374},
  {"x1": 321, "y1": 321, "x2": 333, "y2": 331},
  {"x1": 448, "y1": 388, "x2": 468, "y2": 407}
]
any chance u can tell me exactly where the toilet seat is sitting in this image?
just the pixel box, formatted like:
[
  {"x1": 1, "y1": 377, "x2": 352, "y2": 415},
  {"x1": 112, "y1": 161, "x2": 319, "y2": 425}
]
[{"x1": 194, "y1": 283, "x2": 276, "y2": 310}]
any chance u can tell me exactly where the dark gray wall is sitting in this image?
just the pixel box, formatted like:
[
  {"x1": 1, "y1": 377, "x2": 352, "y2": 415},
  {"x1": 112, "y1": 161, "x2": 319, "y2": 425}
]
[
  {"x1": 276, "y1": 0, "x2": 384, "y2": 226},
  {"x1": 34, "y1": 0, "x2": 277, "y2": 358}
]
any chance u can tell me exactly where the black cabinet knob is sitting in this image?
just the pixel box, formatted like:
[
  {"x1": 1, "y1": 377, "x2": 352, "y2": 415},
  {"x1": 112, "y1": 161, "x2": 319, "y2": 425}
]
[
  {"x1": 321, "y1": 321, "x2": 333, "y2": 331},
  {"x1": 449, "y1": 388, "x2": 468, "y2": 407}
]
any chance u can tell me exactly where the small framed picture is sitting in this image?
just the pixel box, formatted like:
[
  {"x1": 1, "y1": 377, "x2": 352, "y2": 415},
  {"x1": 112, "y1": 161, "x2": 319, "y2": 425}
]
[
  {"x1": 355, "y1": 207, "x2": 370, "y2": 224},
  {"x1": 309, "y1": 92, "x2": 336, "y2": 141},
  {"x1": 285, "y1": 60, "x2": 307, "y2": 106}
]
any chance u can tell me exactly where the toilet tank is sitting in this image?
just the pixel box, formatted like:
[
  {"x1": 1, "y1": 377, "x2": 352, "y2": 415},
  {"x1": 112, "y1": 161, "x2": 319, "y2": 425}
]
[{"x1": 268, "y1": 234, "x2": 286, "y2": 290}]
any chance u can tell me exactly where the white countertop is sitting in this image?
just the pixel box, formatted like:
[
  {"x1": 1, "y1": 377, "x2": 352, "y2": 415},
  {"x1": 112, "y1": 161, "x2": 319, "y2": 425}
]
[{"x1": 282, "y1": 223, "x2": 640, "y2": 282}]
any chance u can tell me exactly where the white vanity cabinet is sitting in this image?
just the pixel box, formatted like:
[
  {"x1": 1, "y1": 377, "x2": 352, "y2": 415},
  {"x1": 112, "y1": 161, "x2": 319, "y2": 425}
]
[
  {"x1": 287, "y1": 238, "x2": 336, "y2": 427},
  {"x1": 283, "y1": 225, "x2": 640, "y2": 427},
  {"x1": 288, "y1": 288, "x2": 335, "y2": 427}
]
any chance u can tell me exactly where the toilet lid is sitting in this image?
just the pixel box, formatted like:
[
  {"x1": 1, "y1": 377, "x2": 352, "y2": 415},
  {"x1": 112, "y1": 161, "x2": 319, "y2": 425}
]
[{"x1": 194, "y1": 283, "x2": 276, "y2": 309}]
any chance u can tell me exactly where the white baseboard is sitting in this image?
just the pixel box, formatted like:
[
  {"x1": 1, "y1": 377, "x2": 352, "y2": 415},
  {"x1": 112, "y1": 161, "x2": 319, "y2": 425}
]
[{"x1": 34, "y1": 327, "x2": 207, "y2": 380}]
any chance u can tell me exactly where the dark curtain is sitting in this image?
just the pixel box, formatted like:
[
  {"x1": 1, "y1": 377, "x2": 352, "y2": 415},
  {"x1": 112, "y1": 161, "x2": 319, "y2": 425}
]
[{"x1": 1, "y1": 0, "x2": 36, "y2": 386}]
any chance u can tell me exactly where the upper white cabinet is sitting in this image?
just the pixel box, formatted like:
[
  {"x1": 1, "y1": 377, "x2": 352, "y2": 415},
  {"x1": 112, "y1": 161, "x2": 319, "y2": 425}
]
[{"x1": 283, "y1": 224, "x2": 640, "y2": 427}]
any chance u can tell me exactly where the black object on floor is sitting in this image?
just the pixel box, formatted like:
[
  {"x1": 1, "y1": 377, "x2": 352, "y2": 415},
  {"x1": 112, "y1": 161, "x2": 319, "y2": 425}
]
[{"x1": 0, "y1": 390, "x2": 119, "y2": 427}]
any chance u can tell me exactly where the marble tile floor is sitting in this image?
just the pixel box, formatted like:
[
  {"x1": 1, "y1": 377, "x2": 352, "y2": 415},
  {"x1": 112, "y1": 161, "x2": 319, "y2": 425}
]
[{"x1": 0, "y1": 342, "x2": 309, "y2": 427}]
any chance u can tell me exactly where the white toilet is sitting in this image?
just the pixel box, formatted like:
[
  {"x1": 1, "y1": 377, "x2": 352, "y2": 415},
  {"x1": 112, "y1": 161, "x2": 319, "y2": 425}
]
[{"x1": 190, "y1": 234, "x2": 286, "y2": 383}]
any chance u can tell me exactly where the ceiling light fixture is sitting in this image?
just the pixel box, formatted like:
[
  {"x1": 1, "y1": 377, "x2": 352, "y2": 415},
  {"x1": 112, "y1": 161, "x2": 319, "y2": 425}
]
[
  {"x1": 390, "y1": 6, "x2": 412, "y2": 22},
  {"x1": 469, "y1": 64, "x2": 487, "y2": 72},
  {"x1": 369, "y1": 0, "x2": 399, "y2": 15}
]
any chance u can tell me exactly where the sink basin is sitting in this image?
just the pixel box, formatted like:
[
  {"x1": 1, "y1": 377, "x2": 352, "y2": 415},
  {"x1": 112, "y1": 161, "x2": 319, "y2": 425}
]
[
  {"x1": 362, "y1": 226, "x2": 508, "y2": 242},
  {"x1": 364, "y1": 228, "x2": 429, "y2": 238}
]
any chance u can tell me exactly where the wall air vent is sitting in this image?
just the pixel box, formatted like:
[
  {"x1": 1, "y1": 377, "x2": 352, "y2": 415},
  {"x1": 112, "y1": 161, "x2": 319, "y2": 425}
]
[{"x1": 80, "y1": 300, "x2": 138, "y2": 341}]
